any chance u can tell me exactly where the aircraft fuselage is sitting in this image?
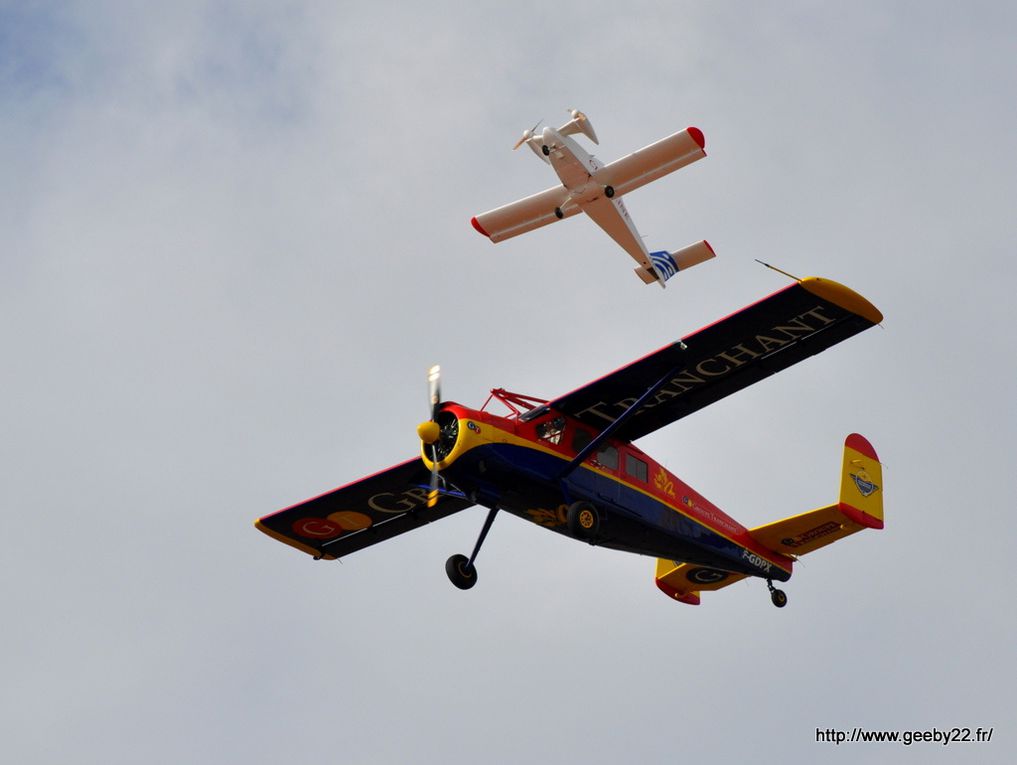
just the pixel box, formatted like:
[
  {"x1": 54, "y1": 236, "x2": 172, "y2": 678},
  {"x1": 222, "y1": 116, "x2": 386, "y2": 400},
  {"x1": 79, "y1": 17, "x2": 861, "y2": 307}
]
[
  {"x1": 425, "y1": 401, "x2": 793, "y2": 582},
  {"x1": 538, "y1": 127, "x2": 620, "y2": 214}
]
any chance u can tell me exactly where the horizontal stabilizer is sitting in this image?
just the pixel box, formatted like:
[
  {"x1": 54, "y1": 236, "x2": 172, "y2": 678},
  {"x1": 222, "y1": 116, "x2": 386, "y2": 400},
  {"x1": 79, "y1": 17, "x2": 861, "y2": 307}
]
[
  {"x1": 635, "y1": 240, "x2": 716, "y2": 285},
  {"x1": 558, "y1": 113, "x2": 599, "y2": 145},
  {"x1": 655, "y1": 558, "x2": 747, "y2": 605}
]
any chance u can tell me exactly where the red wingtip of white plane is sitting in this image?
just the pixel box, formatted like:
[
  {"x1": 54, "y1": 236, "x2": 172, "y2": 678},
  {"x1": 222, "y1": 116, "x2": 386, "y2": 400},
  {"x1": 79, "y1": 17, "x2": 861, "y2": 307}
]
[
  {"x1": 687, "y1": 126, "x2": 705, "y2": 150},
  {"x1": 471, "y1": 216, "x2": 491, "y2": 238}
]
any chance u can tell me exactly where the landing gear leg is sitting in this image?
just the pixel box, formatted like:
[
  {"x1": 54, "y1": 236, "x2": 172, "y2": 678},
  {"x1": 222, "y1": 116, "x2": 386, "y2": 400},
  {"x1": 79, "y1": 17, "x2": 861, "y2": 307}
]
[
  {"x1": 767, "y1": 579, "x2": 788, "y2": 608},
  {"x1": 445, "y1": 506, "x2": 499, "y2": 591}
]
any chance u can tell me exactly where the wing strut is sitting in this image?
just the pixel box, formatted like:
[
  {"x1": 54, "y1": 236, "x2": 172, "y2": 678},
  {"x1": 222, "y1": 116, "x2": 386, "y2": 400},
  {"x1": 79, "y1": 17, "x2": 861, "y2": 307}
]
[{"x1": 555, "y1": 350, "x2": 687, "y2": 481}]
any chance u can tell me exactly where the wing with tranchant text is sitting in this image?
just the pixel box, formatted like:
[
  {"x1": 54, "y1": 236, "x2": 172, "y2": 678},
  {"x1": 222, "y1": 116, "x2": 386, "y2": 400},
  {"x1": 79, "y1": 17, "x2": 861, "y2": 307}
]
[{"x1": 547, "y1": 277, "x2": 882, "y2": 441}]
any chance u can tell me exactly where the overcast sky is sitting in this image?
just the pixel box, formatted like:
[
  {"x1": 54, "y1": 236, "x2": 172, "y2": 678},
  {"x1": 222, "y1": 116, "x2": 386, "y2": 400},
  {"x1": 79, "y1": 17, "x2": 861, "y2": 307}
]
[{"x1": 2, "y1": 2, "x2": 1014, "y2": 763}]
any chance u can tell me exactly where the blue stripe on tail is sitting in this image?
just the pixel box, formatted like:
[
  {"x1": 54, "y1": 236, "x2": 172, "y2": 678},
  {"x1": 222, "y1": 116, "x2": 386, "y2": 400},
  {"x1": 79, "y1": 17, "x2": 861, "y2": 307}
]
[{"x1": 649, "y1": 251, "x2": 679, "y2": 282}]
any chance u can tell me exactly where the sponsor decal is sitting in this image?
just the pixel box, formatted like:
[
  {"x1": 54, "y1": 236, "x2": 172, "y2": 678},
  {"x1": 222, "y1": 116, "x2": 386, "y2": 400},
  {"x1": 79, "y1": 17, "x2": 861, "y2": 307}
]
[
  {"x1": 675, "y1": 493, "x2": 744, "y2": 536},
  {"x1": 467, "y1": 421, "x2": 481, "y2": 433},
  {"x1": 367, "y1": 486, "x2": 433, "y2": 514},
  {"x1": 654, "y1": 468, "x2": 677, "y2": 498},
  {"x1": 292, "y1": 517, "x2": 343, "y2": 540},
  {"x1": 781, "y1": 521, "x2": 841, "y2": 548},
  {"x1": 327, "y1": 511, "x2": 373, "y2": 531},
  {"x1": 850, "y1": 470, "x2": 879, "y2": 497},
  {"x1": 292, "y1": 511, "x2": 375, "y2": 540},
  {"x1": 686, "y1": 567, "x2": 730, "y2": 585},
  {"x1": 524, "y1": 505, "x2": 568, "y2": 528},
  {"x1": 574, "y1": 305, "x2": 839, "y2": 426}
]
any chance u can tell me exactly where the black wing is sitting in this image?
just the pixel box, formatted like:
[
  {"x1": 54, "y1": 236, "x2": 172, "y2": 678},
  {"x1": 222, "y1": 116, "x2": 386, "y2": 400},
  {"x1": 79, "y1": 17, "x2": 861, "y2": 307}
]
[
  {"x1": 548, "y1": 278, "x2": 882, "y2": 442},
  {"x1": 255, "y1": 458, "x2": 473, "y2": 560}
]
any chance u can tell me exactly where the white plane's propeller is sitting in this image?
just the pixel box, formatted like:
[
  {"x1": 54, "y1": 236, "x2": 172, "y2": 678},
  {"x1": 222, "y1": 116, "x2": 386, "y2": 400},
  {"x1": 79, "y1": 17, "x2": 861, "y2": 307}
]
[{"x1": 512, "y1": 119, "x2": 542, "y2": 150}]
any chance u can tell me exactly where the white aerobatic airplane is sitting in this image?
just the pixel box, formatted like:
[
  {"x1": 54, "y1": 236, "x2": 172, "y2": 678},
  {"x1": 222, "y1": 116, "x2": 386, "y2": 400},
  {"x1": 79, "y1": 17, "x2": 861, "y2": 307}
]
[{"x1": 471, "y1": 109, "x2": 715, "y2": 288}]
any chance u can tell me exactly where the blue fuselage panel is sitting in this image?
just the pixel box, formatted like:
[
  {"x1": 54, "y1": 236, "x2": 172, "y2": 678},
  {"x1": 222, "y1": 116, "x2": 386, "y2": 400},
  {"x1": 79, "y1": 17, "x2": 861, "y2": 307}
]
[{"x1": 444, "y1": 442, "x2": 775, "y2": 578}]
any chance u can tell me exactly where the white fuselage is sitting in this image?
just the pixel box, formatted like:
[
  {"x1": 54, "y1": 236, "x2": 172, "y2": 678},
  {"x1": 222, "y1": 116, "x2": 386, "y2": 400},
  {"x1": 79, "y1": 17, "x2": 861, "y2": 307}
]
[{"x1": 532, "y1": 126, "x2": 651, "y2": 269}]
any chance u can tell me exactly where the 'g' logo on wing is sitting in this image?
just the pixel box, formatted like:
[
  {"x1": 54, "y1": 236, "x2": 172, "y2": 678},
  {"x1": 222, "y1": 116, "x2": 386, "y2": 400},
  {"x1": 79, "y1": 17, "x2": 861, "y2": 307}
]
[
  {"x1": 686, "y1": 568, "x2": 729, "y2": 584},
  {"x1": 292, "y1": 517, "x2": 343, "y2": 539}
]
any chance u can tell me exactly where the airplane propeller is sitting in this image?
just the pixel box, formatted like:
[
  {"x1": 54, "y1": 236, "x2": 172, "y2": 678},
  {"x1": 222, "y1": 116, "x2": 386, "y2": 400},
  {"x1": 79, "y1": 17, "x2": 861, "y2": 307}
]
[
  {"x1": 417, "y1": 364, "x2": 443, "y2": 508},
  {"x1": 512, "y1": 119, "x2": 542, "y2": 150}
]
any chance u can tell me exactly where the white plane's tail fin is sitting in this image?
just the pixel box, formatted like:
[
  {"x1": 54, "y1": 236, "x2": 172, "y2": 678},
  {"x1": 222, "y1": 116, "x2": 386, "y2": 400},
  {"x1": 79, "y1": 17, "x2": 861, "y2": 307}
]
[
  {"x1": 634, "y1": 240, "x2": 716, "y2": 286},
  {"x1": 558, "y1": 109, "x2": 599, "y2": 145}
]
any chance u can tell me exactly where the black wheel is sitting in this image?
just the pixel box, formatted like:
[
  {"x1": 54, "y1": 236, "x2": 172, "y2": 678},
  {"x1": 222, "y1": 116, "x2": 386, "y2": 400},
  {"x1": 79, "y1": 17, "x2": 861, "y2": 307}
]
[
  {"x1": 770, "y1": 588, "x2": 788, "y2": 608},
  {"x1": 541, "y1": 144, "x2": 550, "y2": 156},
  {"x1": 604, "y1": 185, "x2": 615, "y2": 198},
  {"x1": 446, "y1": 554, "x2": 477, "y2": 590},
  {"x1": 554, "y1": 207, "x2": 564, "y2": 219},
  {"x1": 567, "y1": 501, "x2": 600, "y2": 540}
]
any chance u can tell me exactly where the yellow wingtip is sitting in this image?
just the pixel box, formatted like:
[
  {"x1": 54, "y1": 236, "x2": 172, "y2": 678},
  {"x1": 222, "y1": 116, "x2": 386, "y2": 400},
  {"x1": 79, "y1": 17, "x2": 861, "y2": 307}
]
[{"x1": 800, "y1": 277, "x2": 883, "y2": 324}]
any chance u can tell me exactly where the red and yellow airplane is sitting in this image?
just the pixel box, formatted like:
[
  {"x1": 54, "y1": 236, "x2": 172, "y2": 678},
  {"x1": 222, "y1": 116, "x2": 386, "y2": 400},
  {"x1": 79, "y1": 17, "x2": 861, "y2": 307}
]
[{"x1": 255, "y1": 276, "x2": 884, "y2": 607}]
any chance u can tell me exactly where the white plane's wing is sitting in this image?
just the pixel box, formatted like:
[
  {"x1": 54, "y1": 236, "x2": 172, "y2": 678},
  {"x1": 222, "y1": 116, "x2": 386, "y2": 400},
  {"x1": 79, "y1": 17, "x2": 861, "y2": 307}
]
[
  {"x1": 597, "y1": 127, "x2": 706, "y2": 198},
  {"x1": 579, "y1": 195, "x2": 650, "y2": 268},
  {"x1": 471, "y1": 185, "x2": 581, "y2": 243}
]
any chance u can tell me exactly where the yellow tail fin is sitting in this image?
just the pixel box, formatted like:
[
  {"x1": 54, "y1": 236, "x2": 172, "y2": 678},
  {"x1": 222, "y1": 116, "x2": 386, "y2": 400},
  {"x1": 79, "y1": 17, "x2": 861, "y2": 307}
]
[
  {"x1": 839, "y1": 433, "x2": 883, "y2": 529},
  {"x1": 750, "y1": 434, "x2": 884, "y2": 556}
]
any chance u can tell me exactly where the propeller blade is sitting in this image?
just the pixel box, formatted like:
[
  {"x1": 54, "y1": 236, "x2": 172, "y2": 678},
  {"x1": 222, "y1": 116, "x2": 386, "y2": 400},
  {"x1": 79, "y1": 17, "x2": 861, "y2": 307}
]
[
  {"x1": 428, "y1": 364, "x2": 441, "y2": 420},
  {"x1": 512, "y1": 119, "x2": 542, "y2": 150},
  {"x1": 426, "y1": 363, "x2": 442, "y2": 508}
]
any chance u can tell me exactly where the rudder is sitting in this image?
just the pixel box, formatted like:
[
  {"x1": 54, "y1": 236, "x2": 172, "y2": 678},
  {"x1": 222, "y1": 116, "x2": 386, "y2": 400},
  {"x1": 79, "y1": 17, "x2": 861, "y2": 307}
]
[
  {"x1": 839, "y1": 433, "x2": 883, "y2": 529},
  {"x1": 750, "y1": 434, "x2": 884, "y2": 557}
]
